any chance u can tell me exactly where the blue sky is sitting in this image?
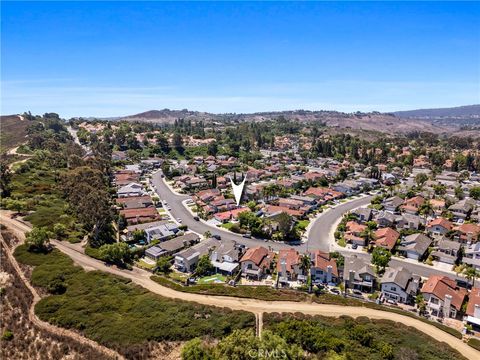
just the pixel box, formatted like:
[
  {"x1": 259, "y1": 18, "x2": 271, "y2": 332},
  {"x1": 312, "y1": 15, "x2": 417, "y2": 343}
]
[{"x1": 2, "y1": 1, "x2": 479, "y2": 118}]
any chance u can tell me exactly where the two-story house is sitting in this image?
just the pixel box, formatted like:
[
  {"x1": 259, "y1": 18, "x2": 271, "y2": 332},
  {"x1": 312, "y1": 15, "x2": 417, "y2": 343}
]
[
  {"x1": 240, "y1": 246, "x2": 274, "y2": 280},
  {"x1": 344, "y1": 255, "x2": 376, "y2": 293},
  {"x1": 421, "y1": 275, "x2": 467, "y2": 319},
  {"x1": 381, "y1": 267, "x2": 421, "y2": 304}
]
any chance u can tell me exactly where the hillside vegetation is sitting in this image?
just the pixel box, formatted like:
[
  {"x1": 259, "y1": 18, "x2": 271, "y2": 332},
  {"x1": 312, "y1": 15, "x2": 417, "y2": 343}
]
[
  {"x1": 0, "y1": 115, "x2": 31, "y2": 153},
  {"x1": 13, "y1": 244, "x2": 255, "y2": 357}
]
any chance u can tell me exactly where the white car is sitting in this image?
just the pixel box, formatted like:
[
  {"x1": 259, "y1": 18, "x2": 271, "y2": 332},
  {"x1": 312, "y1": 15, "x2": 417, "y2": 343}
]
[{"x1": 177, "y1": 218, "x2": 183, "y2": 223}]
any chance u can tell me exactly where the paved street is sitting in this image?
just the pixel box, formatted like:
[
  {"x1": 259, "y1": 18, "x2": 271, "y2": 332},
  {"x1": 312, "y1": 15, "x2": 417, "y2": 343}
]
[{"x1": 151, "y1": 171, "x2": 466, "y2": 281}]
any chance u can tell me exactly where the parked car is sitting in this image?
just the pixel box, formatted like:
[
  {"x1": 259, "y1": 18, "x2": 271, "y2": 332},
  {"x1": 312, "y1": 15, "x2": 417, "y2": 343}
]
[
  {"x1": 330, "y1": 288, "x2": 341, "y2": 295},
  {"x1": 177, "y1": 218, "x2": 183, "y2": 223},
  {"x1": 212, "y1": 234, "x2": 221, "y2": 240},
  {"x1": 352, "y1": 243, "x2": 358, "y2": 250},
  {"x1": 193, "y1": 216, "x2": 200, "y2": 221},
  {"x1": 352, "y1": 289, "x2": 363, "y2": 296},
  {"x1": 243, "y1": 232, "x2": 252, "y2": 238}
]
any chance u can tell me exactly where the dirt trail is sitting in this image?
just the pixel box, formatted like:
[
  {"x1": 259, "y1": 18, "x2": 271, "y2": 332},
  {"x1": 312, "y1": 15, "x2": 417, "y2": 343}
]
[
  {"x1": 1, "y1": 212, "x2": 479, "y2": 360},
  {"x1": 0, "y1": 217, "x2": 124, "y2": 359}
]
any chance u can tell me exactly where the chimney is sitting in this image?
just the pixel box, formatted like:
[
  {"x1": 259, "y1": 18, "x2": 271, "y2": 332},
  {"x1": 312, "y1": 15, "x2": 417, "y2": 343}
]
[
  {"x1": 349, "y1": 270, "x2": 355, "y2": 284},
  {"x1": 472, "y1": 304, "x2": 480, "y2": 318},
  {"x1": 443, "y1": 294, "x2": 452, "y2": 318},
  {"x1": 280, "y1": 258, "x2": 287, "y2": 277},
  {"x1": 327, "y1": 265, "x2": 333, "y2": 283}
]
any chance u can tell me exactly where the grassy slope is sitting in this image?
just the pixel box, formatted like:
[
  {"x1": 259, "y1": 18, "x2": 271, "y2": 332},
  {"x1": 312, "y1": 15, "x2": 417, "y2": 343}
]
[{"x1": 13, "y1": 245, "x2": 255, "y2": 348}]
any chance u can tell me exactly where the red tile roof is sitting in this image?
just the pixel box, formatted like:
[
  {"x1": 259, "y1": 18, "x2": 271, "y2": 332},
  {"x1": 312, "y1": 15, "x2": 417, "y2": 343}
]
[
  {"x1": 421, "y1": 275, "x2": 467, "y2": 311},
  {"x1": 467, "y1": 287, "x2": 480, "y2": 317},
  {"x1": 277, "y1": 248, "x2": 300, "y2": 273},
  {"x1": 374, "y1": 227, "x2": 400, "y2": 251},
  {"x1": 311, "y1": 250, "x2": 338, "y2": 277},
  {"x1": 427, "y1": 218, "x2": 453, "y2": 230},
  {"x1": 240, "y1": 246, "x2": 273, "y2": 268}
]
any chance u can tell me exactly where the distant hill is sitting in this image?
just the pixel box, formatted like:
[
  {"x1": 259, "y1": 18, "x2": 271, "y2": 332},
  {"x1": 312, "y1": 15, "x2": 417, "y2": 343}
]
[
  {"x1": 114, "y1": 108, "x2": 456, "y2": 134},
  {"x1": 0, "y1": 114, "x2": 31, "y2": 153},
  {"x1": 394, "y1": 104, "x2": 480, "y2": 119}
]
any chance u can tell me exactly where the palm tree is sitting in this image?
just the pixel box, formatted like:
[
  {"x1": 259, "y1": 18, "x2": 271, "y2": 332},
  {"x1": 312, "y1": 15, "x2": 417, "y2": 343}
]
[
  {"x1": 299, "y1": 253, "x2": 311, "y2": 276},
  {"x1": 464, "y1": 266, "x2": 479, "y2": 287},
  {"x1": 419, "y1": 200, "x2": 433, "y2": 221},
  {"x1": 361, "y1": 227, "x2": 376, "y2": 246}
]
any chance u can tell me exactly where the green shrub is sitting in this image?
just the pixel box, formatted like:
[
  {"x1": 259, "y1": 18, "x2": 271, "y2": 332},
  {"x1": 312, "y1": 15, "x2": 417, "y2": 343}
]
[
  {"x1": 2, "y1": 330, "x2": 13, "y2": 341},
  {"x1": 467, "y1": 337, "x2": 480, "y2": 351},
  {"x1": 14, "y1": 245, "x2": 254, "y2": 347}
]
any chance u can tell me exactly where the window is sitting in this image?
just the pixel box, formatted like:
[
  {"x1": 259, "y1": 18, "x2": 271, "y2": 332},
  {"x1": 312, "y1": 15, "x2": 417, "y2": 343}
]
[
  {"x1": 391, "y1": 286, "x2": 397, "y2": 292},
  {"x1": 430, "y1": 297, "x2": 438, "y2": 304}
]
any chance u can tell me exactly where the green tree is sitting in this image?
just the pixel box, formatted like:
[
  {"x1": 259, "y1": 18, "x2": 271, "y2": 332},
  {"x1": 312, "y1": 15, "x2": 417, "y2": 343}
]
[
  {"x1": 4, "y1": 199, "x2": 26, "y2": 214},
  {"x1": 415, "y1": 173, "x2": 428, "y2": 188},
  {"x1": 464, "y1": 265, "x2": 479, "y2": 287},
  {"x1": 371, "y1": 247, "x2": 391, "y2": 274},
  {"x1": 195, "y1": 255, "x2": 214, "y2": 277},
  {"x1": 0, "y1": 161, "x2": 12, "y2": 197},
  {"x1": 156, "y1": 257, "x2": 172, "y2": 274},
  {"x1": 181, "y1": 338, "x2": 214, "y2": 360},
  {"x1": 25, "y1": 227, "x2": 50, "y2": 251},
  {"x1": 99, "y1": 242, "x2": 132, "y2": 265},
  {"x1": 207, "y1": 141, "x2": 218, "y2": 156},
  {"x1": 415, "y1": 294, "x2": 427, "y2": 316},
  {"x1": 470, "y1": 187, "x2": 480, "y2": 200},
  {"x1": 214, "y1": 329, "x2": 303, "y2": 360},
  {"x1": 276, "y1": 212, "x2": 293, "y2": 240},
  {"x1": 300, "y1": 253, "x2": 311, "y2": 277},
  {"x1": 53, "y1": 223, "x2": 67, "y2": 239}
]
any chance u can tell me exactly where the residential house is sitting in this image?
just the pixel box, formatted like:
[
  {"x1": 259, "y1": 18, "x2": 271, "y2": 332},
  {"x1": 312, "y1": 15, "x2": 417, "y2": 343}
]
[
  {"x1": 277, "y1": 249, "x2": 302, "y2": 284},
  {"x1": 376, "y1": 211, "x2": 396, "y2": 228},
  {"x1": 145, "y1": 233, "x2": 200, "y2": 260},
  {"x1": 351, "y1": 208, "x2": 373, "y2": 223},
  {"x1": 240, "y1": 246, "x2": 274, "y2": 280},
  {"x1": 401, "y1": 196, "x2": 425, "y2": 215},
  {"x1": 117, "y1": 182, "x2": 145, "y2": 198},
  {"x1": 174, "y1": 238, "x2": 221, "y2": 272},
  {"x1": 398, "y1": 233, "x2": 432, "y2": 261},
  {"x1": 449, "y1": 199, "x2": 475, "y2": 221},
  {"x1": 210, "y1": 239, "x2": 243, "y2": 275},
  {"x1": 310, "y1": 250, "x2": 339, "y2": 285},
  {"x1": 463, "y1": 242, "x2": 480, "y2": 270},
  {"x1": 454, "y1": 223, "x2": 480, "y2": 243},
  {"x1": 465, "y1": 287, "x2": 480, "y2": 331},
  {"x1": 426, "y1": 218, "x2": 453, "y2": 237},
  {"x1": 344, "y1": 255, "x2": 376, "y2": 293},
  {"x1": 116, "y1": 195, "x2": 153, "y2": 209},
  {"x1": 126, "y1": 221, "x2": 179, "y2": 242},
  {"x1": 381, "y1": 267, "x2": 421, "y2": 304},
  {"x1": 395, "y1": 213, "x2": 423, "y2": 231},
  {"x1": 430, "y1": 198, "x2": 446, "y2": 215},
  {"x1": 345, "y1": 221, "x2": 367, "y2": 246},
  {"x1": 421, "y1": 275, "x2": 467, "y2": 319},
  {"x1": 120, "y1": 207, "x2": 161, "y2": 225},
  {"x1": 213, "y1": 208, "x2": 250, "y2": 223},
  {"x1": 374, "y1": 227, "x2": 400, "y2": 251},
  {"x1": 431, "y1": 239, "x2": 461, "y2": 265},
  {"x1": 383, "y1": 196, "x2": 404, "y2": 213}
]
